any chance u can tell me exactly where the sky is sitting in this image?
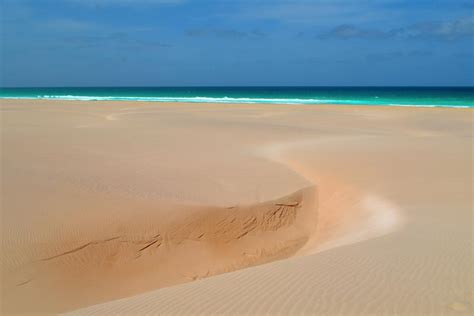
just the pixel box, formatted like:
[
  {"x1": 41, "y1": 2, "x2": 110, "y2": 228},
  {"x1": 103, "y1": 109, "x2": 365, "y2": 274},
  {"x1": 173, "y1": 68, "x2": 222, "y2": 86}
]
[{"x1": 1, "y1": 0, "x2": 473, "y2": 87}]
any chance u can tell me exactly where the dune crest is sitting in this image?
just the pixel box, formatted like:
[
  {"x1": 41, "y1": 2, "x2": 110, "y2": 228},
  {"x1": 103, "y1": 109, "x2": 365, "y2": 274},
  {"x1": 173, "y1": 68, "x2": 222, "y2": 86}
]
[{"x1": 258, "y1": 139, "x2": 404, "y2": 255}]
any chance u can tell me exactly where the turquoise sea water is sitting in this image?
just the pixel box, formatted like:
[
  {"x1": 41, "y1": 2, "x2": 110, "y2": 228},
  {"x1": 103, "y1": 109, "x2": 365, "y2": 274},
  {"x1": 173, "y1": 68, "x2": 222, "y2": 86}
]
[{"x1": 0, "y1": 87, "x2": 473, "y2": 108}]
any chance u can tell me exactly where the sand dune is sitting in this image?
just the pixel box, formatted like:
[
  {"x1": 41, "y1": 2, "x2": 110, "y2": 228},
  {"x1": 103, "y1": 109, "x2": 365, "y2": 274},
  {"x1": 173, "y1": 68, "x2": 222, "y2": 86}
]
[
  {"x1": 1, "y1": 100, "x2": 472, "y2": 315},
  {"x1": 3, "y1": 187, "x2": 317, "y2": 314}
]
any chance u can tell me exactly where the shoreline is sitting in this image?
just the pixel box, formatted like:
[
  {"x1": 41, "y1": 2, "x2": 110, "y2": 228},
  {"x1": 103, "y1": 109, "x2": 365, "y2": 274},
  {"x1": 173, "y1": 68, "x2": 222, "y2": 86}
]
[
  {"x1": 2, "y1": 99, "x2": 472, "y2": 314},
  {"x1": 1, "y1": 97, "x2": 473, "y2": 110},
  {"x1": 1, "y1": 97, "x2": 473, "y2": 109}
]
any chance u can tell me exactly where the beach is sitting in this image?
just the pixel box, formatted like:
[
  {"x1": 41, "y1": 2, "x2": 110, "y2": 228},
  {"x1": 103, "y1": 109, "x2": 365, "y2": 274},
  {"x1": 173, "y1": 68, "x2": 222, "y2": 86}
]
[{"x1": 1, "y1": 99, "x2": 472, "y2": 315}]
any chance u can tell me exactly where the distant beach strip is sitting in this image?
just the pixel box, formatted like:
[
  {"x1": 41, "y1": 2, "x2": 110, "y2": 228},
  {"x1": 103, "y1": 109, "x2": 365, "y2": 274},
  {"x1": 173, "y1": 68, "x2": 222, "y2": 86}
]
[{"x1": 1, "y1": 87, "x2": 473, "y2": 108}]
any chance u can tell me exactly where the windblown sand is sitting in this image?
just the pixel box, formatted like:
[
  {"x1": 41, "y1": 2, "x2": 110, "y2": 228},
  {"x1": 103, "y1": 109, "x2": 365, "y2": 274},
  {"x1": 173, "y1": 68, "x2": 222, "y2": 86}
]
[{"x1": 1, "y1": 100, "x2": 472, "y2": 315}]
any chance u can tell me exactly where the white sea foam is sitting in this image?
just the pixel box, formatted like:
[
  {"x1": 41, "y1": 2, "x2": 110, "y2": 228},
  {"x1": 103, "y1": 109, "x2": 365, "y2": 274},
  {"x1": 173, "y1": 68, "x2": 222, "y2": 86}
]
[{"x1": 0, "y1": 95, "x2": 471, "y2": 108}]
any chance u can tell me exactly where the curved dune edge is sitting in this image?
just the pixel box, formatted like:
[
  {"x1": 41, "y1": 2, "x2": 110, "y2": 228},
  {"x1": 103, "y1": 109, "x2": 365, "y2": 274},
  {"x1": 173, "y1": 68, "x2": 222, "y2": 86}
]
[
  {"x1": 257, "y1": 139, "x2": 404, "y2": 256},
  {"x1": 3, "y1": 186, "x2": 318, "y2": 314},
  {"x1": 3, "y1": 144, "x2": 404, "y2": 315},
  {"x1": 2, "y1": 102, "x2": 407, "y2": 315},
  {"x1": 4, "y1": 141, "x2": 404, "y2": 315},
  {"x1": 59, "y1": 142, "x2": 402, "y2": 315}
]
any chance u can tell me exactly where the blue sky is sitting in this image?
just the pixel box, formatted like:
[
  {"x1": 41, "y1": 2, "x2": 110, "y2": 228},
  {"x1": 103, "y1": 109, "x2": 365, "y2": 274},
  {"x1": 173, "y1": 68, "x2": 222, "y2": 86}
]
[{"x1": 1, "y1": 0, "x2": 473, "y2": 86}]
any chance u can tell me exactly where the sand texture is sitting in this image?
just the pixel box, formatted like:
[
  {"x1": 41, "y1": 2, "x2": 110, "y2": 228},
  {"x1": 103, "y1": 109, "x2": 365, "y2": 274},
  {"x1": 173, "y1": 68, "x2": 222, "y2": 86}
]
[{"x1": 1, "y1": 100, "x2": 472, "y2": 315}]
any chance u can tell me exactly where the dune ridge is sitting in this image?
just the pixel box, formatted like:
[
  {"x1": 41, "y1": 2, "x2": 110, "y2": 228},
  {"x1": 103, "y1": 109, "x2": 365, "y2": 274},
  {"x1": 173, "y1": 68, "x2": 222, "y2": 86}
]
[
  {"x1": 4, "y1": 135, "x2": 403, "y2": 314},
  {"x1": 3, "y1": 184, "x2": 319, "y2": 314},
  {"x1": 257, "y1": 139, "x2": 403, "y2": 256}
]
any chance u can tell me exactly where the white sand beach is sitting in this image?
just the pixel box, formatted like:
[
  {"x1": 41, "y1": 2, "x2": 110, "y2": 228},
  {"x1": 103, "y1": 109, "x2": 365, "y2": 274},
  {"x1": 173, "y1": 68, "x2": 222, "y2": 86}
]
[{"x1": 1, "y1": 99, "x2": 472, "y2": 315}]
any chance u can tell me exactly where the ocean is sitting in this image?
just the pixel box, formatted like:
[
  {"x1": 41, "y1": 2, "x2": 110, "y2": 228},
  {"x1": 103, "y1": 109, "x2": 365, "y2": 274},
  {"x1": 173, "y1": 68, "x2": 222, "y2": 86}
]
[{"x1": 0, "y1": 87, "x2": 473, "y2": 108}]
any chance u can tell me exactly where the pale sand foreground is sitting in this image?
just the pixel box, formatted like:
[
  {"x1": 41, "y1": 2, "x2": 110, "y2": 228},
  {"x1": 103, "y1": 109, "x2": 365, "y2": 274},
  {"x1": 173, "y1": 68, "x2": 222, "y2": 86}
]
[{"x1": 1, "y1": 99, "x2": 472, "y2": 315}]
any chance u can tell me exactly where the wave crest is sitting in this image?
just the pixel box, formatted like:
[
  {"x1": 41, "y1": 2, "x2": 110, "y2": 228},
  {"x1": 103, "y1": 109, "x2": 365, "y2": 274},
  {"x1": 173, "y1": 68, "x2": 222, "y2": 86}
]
[{"x1": 0, "y1": 95, "x2": 471, "y2": 108}]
